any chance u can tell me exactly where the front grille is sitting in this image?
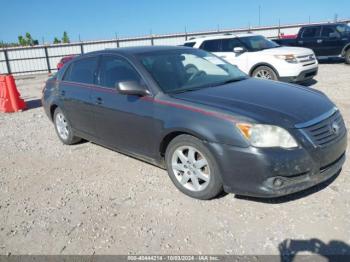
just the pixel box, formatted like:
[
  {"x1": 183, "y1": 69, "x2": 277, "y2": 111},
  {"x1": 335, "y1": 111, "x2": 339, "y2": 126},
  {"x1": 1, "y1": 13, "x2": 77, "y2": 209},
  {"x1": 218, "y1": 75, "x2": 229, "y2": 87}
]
[
  {"x1": 302, "y1": 62, "x2": 316, "y2": 67},
  {"x1": 297, "y1": 54, "x2": 316, "y2": 65},
  {"x1": 303, "y1": 111, "x2": 346, "y2": 147}
]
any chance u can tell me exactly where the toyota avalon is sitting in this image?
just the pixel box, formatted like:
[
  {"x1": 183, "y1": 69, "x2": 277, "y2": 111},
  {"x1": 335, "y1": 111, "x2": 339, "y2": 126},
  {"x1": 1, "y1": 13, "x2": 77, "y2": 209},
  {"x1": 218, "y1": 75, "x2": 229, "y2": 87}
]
[{"x1": 42, "y1": 46, "x2": 347, "y2": 200}]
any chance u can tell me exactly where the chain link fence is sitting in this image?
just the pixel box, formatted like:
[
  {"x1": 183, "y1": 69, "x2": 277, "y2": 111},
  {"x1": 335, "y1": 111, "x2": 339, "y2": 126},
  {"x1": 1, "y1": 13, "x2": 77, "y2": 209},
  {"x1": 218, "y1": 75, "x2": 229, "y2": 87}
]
[{"x1": 1, "y1": 19, "x2": 349, "y2": 75}]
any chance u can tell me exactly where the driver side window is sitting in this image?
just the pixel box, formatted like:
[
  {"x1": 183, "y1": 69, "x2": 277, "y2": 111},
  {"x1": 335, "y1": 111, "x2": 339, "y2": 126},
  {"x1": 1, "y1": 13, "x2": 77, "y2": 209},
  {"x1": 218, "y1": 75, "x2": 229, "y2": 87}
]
[{"x1": 99, "y1": 56, "x2": 142, "y2": 89}]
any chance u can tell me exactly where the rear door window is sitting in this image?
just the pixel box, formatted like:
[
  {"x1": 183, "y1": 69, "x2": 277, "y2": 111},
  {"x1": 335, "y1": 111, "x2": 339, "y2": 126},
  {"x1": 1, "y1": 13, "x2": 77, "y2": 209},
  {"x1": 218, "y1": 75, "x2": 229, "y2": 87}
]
[
  {"x1": 98, "y1": 55, "x2": 142, "y2": 89},
  {"x1": 200, "y1": 39, "x2": 222, "y2": 52},
  {"x1": 301, "y1": 27, "x2": 321, "y2": 38},
  {"x1": 63, "y1": 56, "x2": 98, "y2": 84}
]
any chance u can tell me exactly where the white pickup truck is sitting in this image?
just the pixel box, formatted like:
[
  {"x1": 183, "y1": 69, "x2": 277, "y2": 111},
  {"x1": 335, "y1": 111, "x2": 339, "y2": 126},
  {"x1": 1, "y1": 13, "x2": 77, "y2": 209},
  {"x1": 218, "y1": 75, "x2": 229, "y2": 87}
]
[{"x1": 184, "y1": 34, "x2": 318, "y2": 83}]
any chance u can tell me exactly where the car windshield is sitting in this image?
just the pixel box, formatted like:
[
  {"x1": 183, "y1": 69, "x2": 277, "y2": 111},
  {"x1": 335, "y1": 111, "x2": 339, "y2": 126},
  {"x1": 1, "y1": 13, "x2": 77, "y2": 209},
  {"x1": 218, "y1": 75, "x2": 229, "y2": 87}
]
[
  {"x1": 138, "y1": 49, "x2": 247, "y2": 94},
  {"x1": 336, "y1": 24, "x2": 350, "y2": 35},
  {"x1": 239, "y1": 35, "x2": 280, "y2": 51}
]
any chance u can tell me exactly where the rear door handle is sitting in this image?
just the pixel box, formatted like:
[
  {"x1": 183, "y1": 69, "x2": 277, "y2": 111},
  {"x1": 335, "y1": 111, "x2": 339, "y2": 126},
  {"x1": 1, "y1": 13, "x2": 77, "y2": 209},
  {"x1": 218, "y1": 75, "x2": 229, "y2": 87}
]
[
  {"x1": 317, "y1": 39, "x2": 323, "y2": 43},
  {"x1": 60, "y1": 90, "x2": 65, "y2": 96},
  {"x1": 95, "y1": 97, "x2": 103, "y2": 105}
]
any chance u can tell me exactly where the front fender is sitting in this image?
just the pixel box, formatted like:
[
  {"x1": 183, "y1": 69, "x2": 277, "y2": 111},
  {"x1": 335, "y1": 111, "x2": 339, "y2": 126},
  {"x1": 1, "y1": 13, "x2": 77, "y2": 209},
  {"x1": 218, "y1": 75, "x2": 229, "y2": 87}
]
[{"x1": 153, "y1": 97, "x2": 249, "y2": 148}]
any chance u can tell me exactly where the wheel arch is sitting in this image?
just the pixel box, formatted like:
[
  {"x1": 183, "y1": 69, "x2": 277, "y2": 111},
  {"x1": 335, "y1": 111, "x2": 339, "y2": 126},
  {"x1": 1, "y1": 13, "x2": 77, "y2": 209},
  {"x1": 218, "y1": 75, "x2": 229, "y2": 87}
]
[
  {"x1": 342, "y1": 43, "x2": 350, "y2": 56},
  {"x1": 50, "y1": 104, "x2": 58, "y2": 121},
  {"x1": 159, "y1": 129, "x2": 209, "y2": 157},
  {"x1": 249, "y1": 62, "x2": 280, "y2": 78}
]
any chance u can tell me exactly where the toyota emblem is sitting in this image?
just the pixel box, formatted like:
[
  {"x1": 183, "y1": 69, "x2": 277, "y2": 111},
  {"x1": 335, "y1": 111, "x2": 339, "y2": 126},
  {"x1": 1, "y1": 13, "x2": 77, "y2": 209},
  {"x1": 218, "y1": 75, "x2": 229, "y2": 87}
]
[{"x1": 331, "y1": 121, "x2": 340, "y2": 135}]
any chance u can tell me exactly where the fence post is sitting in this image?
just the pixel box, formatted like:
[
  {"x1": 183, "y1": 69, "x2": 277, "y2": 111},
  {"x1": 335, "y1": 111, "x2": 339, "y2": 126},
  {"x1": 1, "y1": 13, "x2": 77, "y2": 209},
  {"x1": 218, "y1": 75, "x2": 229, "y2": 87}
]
[
  {"x1": 44, "y1": 47, "x2": 51, "y2": 73},
  {"x1": 3, "y1": 49, "x2": 11, "y2": 74},
  {"x1": 116, "y1": 38, "x2": 120, "y2": 48},
  {"x1": 80, "y1": 43, "x2": 84, "y2": 54},
  {"x1": 151, "y1": 35, "x2": 154, "y2": 46}
]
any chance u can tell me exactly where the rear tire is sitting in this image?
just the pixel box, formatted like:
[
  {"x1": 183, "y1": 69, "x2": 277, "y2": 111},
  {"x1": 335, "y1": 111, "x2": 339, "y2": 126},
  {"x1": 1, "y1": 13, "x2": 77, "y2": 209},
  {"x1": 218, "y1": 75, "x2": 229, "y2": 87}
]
[
  {"x1": 165, "y1": 135, "x2": 223, "y2": 200},
  {"x1": 252, "y1": 66, "x2": 278, "y2": 81},
  {"x1": 53, "y1": 107, "x2": 81, "y2": 145},
  {"x1": 345, "y1": 49, "x2": 350, "y2": 64}
]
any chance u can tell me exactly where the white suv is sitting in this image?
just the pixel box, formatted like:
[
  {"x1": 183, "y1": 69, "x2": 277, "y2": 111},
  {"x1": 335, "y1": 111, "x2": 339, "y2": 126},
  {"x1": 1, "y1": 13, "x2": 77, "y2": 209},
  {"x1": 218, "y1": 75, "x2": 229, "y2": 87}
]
[{"x1": 184, "y1": 34, "x2": 318, "y2": 82}]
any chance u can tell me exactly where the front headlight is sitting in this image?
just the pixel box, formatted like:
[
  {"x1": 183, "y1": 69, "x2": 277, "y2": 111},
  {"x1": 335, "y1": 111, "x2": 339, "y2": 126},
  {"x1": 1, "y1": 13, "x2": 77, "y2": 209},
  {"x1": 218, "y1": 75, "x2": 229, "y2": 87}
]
[
  {"x1": 237, "y1": 123, "x2": 298, "y2": 148},
  {"x1": 274, "y1": 54, "x2": 298, "y2": 63}
]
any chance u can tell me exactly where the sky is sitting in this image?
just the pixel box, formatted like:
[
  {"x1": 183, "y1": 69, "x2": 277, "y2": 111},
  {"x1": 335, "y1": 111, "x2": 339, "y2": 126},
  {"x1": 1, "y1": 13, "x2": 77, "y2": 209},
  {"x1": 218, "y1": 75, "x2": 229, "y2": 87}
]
[{"x1": 0, "y1": 0, "x2": 349, "y2": 44}]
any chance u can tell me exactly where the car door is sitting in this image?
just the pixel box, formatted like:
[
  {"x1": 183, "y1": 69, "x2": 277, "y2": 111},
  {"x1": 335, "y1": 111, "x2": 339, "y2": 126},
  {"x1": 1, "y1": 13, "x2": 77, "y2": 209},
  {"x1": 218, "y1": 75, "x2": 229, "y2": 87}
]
[
  {"x1": 90, "y1": 54, "x2": 157, "y2": 158},
  {"x1": 219, "y1": 38, "x2": 249, "y2": 73},
  {"x1": 60, "y1": 56, "x2": 98, "y2": 136},
  {"x1": 298, "y1": 27, "x2": 322, "y2": 56},
  {"x1": 320, "y1": 25, "x2": 345, "y2": 56}
]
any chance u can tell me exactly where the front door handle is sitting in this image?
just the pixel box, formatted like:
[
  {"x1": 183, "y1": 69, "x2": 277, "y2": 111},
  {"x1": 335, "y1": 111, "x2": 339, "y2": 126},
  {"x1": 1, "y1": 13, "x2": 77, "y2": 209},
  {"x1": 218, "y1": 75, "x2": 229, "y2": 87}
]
[
  {"x1": 317, "y1": 39, "x2": 323, "y2": 43},
  {"x1": 298, "y1": 40, "x2": 304, "y2": 44},
  {"x1": 95, "y1": 97, "x2": 103, "y2": 105},
  {"x1": 61, "y1": 90, "x2": 65, "y2": 96}
]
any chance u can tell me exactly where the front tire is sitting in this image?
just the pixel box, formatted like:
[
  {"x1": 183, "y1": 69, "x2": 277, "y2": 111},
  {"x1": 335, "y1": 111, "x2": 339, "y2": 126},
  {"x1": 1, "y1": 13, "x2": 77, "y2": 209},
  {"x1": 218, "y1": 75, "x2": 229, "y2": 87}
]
[
  {"x1": 345, "y1": 49, "x2": 350, "y2": 64},
  {"x1": 53, "y1": 107, "x2": 81, "y2": 145},
  {"x1": 165, "y1": 135, "x2": 223, "y2": 200},
  {"x1": 252, "y1": 66, "x2": 278, "y2": 81}
]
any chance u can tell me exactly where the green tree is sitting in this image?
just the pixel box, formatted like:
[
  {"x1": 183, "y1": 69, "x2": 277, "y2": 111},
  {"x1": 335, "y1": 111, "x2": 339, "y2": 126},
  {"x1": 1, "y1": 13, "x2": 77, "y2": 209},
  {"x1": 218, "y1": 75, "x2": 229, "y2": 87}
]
[
  {"x1": 17, "y1": 33, "x2": 39, "y2": 46},
  {"x1": 25, "y1": 32, "x2": 34, "y2": 45},
  {"x1": 53, "y1": 37, "x2": 61, "y2": 44},
  {"x1": 62, "y1": 31, "x2": 70, "y2": 43},
  {"x1": 18, "y1": 35, "x2": 27, "y2": 46}
]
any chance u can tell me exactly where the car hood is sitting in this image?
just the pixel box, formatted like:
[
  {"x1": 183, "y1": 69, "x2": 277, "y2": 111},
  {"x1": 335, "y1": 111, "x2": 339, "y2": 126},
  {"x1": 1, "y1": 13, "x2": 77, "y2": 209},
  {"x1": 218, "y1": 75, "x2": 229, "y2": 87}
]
[
  {"x1": 261, "y1": 46, "x2": 314, "y2": 56},
  {"x1": 171, "y1": 78, "x2": 335, "y2": 128}
]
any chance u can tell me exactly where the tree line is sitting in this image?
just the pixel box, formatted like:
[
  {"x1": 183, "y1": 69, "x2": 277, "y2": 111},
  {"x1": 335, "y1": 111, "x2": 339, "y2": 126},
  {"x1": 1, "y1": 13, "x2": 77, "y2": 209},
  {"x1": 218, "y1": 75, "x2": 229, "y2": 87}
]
[{"x1": 0, "y1": 32, "x2": 70, "y2": 48}]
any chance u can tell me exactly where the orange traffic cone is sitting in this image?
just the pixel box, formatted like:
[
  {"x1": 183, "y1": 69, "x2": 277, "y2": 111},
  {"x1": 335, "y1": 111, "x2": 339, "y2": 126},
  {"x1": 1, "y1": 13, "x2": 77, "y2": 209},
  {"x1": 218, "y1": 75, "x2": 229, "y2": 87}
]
[{"x1": 0, "y1": 75, "x2": 26, "y2": 113}]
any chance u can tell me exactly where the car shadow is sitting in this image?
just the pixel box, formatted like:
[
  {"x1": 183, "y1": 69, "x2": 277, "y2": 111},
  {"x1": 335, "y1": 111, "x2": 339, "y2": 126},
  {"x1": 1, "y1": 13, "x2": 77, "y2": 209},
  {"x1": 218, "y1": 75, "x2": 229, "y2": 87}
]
[
  {"x1": 279, "y1": 238, "x2": 350, "y2": 262},
  {"x1": 234, "y1": 169, "x2": 341, "y2": 204},
  {"x1": 318, "y1": 57, "x2": 345, "y2": 64},
  {"x1": 25, "y1": 99, "x2": 42, "y2": 110},
  {"x1": 298, "y1": 79, "x2": 318, "y2": 87}
]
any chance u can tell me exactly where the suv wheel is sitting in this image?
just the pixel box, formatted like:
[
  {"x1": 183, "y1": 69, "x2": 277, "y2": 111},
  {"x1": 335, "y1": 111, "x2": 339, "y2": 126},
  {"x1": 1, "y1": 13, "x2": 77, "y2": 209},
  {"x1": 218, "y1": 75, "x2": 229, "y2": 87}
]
[
  {"x1": 53, "y1": 107, "x2": 81, "y2": 145},
  {"x1": 165, "y1": 135, "x2": 223, "y2": 200},
  {"x1": 252, "y1": 66, "x2": 278, "y2": 80},
  {"x1": 345, "y1": 49, "x2": 350, "y2": 64}
]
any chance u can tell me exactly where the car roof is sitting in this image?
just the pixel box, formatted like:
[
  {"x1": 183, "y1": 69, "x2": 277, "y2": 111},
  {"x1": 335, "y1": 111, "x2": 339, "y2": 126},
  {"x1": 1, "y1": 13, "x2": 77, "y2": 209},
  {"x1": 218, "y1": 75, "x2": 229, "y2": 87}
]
[
  {"x1": 185, "y1": 33, "x2": 258, "y2": 43},
  {"x1": 86, "y1": 45, "x2": 190, "y2": 57},
  {"x1": 301, "y1": 22, "x2": 347, "y2": 28}
]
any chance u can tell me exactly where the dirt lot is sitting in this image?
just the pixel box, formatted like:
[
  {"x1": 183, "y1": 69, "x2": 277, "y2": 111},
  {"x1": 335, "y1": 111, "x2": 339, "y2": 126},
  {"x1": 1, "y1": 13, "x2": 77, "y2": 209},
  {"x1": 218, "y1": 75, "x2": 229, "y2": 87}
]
[{"x1": 0, "y1": 63, "x2": 350, "y2": 256}]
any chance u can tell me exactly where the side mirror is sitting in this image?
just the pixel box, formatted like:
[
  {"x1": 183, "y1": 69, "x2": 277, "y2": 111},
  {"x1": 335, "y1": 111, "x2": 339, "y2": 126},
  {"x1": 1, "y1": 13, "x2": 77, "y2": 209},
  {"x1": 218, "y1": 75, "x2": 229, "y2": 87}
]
[
  {"x1": 116, "y1": 81, "x2": 150, "y2": 96},
  {"x1": 329, "y1": 32, "x2": 340, "y2": 39},
  {"x1": 233, "y1": 47, "x2": 246, "y2": 53}
]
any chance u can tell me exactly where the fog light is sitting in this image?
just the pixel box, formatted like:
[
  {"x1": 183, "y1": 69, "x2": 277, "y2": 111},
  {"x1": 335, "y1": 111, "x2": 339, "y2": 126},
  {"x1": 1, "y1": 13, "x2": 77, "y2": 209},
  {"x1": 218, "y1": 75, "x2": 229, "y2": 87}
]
[{"x1": 273, "y1": 178, "x2": 283, "y2": 187}]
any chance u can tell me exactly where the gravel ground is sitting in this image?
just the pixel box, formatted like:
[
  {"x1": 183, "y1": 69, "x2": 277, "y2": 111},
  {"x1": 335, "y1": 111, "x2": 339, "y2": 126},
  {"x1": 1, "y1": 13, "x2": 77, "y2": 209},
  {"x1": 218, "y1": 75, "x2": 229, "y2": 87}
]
[{"x1": 0, "y1": 63, "x2": 349, "y2": 256}]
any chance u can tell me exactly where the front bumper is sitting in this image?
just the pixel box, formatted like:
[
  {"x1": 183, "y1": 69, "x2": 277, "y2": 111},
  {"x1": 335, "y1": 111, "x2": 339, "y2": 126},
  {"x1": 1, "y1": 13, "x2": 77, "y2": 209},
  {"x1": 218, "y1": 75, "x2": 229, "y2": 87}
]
[
  {"x1": 280, "y1": 68, "x2": 318, "y2": 83},
  {"x1": 208, "y1": 130, "x2": 347, "y2": 198}
]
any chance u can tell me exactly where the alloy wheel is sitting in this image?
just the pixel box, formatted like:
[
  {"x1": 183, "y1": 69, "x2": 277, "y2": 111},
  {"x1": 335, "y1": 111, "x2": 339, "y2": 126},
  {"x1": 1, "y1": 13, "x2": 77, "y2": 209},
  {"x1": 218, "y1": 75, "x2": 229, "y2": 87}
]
[
  {"x1": 55, "y1": 112, "x2": 69, "y2": 140},
  {"x1": 171, "y1": 146, "x2": 210, "y2": 192},
  {"x1": 255, "y1": 69, "x2": 272, "y2": 79}
]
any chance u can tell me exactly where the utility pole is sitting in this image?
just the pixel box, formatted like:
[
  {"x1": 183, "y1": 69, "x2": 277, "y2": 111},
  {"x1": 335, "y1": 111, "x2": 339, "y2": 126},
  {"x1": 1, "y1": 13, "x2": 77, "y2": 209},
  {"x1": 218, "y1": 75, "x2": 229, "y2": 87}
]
[{"x1": 258, "y1": 5, "x2": 261, "y2": 26}]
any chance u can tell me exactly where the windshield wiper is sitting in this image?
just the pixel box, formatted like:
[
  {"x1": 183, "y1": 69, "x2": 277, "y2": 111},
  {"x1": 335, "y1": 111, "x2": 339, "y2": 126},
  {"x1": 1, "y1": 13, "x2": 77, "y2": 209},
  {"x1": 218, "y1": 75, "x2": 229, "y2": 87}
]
[
  {"x1": 168, "y1": 77, "x2": 247, "y2": 94},
  {"x1": 215, "y1": 77, "x2": 248, "y2": 86}
]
